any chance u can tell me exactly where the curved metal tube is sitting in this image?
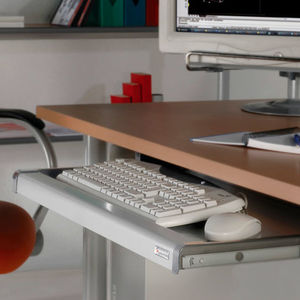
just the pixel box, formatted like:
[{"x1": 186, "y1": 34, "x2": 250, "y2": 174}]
[
  {"x1": 185, "y1": 51, "x2": 300, "y2": 72},
  {"x1": 0, "y1": 118, "x2": 57, "y2": 169},
  {"x1": 1, "y1": 118, "x2": 57, "y2": 232}
]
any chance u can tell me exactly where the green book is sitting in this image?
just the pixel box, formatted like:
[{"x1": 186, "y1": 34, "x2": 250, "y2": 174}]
[
  {"x1": 83, "y1": 0, "x2": 101, "y2": 26},
  {"x1": 83, "y1": 0, "x2": 123, "y2": 27},
  {"x1": 101, "y1": 0, "x2": 124, "y2": 27}
]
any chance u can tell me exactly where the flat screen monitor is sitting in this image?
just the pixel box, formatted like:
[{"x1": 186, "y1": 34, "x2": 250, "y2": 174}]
[
  {"x1": 159, "y1": 0, "x2": 300, "y2": 115},
  {"x1": 159, "y1": 0, "x2": 300, "y2": 71}
]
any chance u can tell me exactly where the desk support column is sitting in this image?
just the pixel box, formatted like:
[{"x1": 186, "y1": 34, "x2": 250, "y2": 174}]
[
  {"x1": 83, "y1": 136, "x2": 136, "y2": 300},
  {"x1": 217, "y1": 70, "x2": 230, "y2": 100},
  {"x1": 83, "y1": 229, "x2": 107, "y2": 300},
  {"x1": 84, "y1": 136, "x2": 108, "y2": 164},
  {"x1": 83, "y1": 136, "x2": 108, "y2": 300}
]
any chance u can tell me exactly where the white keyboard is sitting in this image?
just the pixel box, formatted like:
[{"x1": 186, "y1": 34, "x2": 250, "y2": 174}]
[{"x1": 56, "y1": 159, "x2": 246, "y2": 227}]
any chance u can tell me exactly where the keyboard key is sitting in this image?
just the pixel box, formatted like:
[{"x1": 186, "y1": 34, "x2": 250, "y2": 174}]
[
  {"x1": 161, "y1": 203, "x2": 174, "y2": 209},
  {"x1": 62, "y1": 170, "x2": 76, "y2": 179},
  {"x1": 78, "y1": 177, "x2": 102, "y2": 191},
  {"x1": 117, "y1": 193, "x2": 131, "y2": 202},
  {"x1": 180, "y1": 203, "x2": 205, "y2": 213},
  {"x1": 153, "y1": 197, "x2": 165, "y2": 205},
  {"x1": 134, "y1": 200, "x2": 146, "y2": 208},
  {"x1": 150, "y1": 207, "x2": 162, "y2": 215},
  {"x1": 186, "y1": 199, "x2": 200, "y2": 205},
  {"x1": 124, "y1": 189, "x2": 144, "y2": 199},
  {"x1": 204, "y1": 200, "x2": 218, "y2": 207},
  {"x1": 141, "y1": 203, "x2": 157, "y2": 213},
  {"x1": 142, "y1": 188, "x2": 161, "y2": 197},
  {"x1": 161, "y1": 183, "x2": 174, "y2": 189},
  {"x1": 155, "y1": 209, "x2": 182, "y2": 217}
]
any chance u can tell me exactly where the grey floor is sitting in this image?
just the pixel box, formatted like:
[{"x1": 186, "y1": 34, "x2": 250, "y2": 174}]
[{"x1": 0, "y1": 269, "x2": 82, "y2": 300}]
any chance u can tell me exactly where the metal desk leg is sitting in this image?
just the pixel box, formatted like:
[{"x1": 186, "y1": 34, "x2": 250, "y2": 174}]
[
  {"x1": 83, "y1": 136, "x2": 108, "y2": 300},
  {"x1": 84, "y1": 136, "x2": 108, "y2": 165},
  {"x1": 83, "y1": 136, "x2": 138, "y2": 300},
  {"x1": 83, "y1": 229, "x2": 107, "y2": 300}
]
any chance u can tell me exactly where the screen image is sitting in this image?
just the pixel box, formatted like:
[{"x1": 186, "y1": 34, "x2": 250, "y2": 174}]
[
  {"x1": 177, "y1": 0, "x2": 300, "y2": 36},
  {"x1": 188, "y1": 0, "x2": 300, "y2": 18}
]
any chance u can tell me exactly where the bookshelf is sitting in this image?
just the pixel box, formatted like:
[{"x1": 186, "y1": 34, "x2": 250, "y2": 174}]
[
  {"x1": 0, "y1": 25, "x2": 158, "y2": 38},
  {"x1": 0, "y1": 0, "x2": 158, "y2": 38}
]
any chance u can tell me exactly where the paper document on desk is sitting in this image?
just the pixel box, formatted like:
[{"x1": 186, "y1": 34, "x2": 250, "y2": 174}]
[
  {"x1": 191, "y1": 132, "x2": 249, "y2": 146},
  {"x1": 246, "y1": 132, "x2": 300, "y2": 154},
  {"x1": 191, "y1": 127, "x2": 300, "y2": 154}
]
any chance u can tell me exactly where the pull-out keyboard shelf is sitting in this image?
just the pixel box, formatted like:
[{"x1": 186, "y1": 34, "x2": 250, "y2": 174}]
[{"x1": 14, "y1": 168, "x2": 300, "y2": 274}]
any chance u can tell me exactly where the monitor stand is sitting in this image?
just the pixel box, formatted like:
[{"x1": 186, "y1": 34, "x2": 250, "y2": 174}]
[
  {"x1": 242, "y1": 72, "x2": 300, "y2": 117},
  {"x1": 185, "y1": 52, "x2": 300, "y2": 117}
]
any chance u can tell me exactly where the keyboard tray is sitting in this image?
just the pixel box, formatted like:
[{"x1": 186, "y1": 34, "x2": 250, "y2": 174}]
[{"x1": 14, "y1": 168, "x2": 300, "y2": 274}]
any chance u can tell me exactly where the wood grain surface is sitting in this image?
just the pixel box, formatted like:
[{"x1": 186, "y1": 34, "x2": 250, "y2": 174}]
[{"x1": 37, "y1": 101, "x2": 300, "y2": 205}]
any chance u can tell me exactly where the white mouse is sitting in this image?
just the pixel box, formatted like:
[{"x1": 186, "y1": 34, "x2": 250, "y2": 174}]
[{"x1": 204, "y1": 213, "x2": 262, "y2": 242}]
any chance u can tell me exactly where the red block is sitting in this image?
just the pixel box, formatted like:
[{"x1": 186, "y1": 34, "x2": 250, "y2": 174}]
[
  {"x1": 146, "y1": 0, "x2": 159, "y2": 27},
  {"x1": 110, "y1": 95, "x2": 131, "y2": 104},
  {"x1": 123, "y1": 82, "x2": 141, "y2": 103},
  {"x1": 131, "y1": 73, "x2": 152, "y2": 103}
]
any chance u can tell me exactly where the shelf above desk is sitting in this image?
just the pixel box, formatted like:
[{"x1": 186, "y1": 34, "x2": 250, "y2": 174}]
[{"x1": 0, "y1": 25, "x2": 158, "y2": 39}]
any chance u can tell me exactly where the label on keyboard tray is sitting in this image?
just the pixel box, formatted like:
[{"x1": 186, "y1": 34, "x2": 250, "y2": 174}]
[{"x1": 154, "y1": 245, "x2": 170, "y2": 260}]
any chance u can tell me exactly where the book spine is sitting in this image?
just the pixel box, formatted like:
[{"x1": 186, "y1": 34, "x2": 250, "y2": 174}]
[
  {"x1": 52, "y1": 0, "x2": 84, "y2": 26},
  {"x1": 77, "y1": 0, "x2": 93, "y2": 26},
  {"x1": 68, "y1": 0, "x2": 86, "y2": 25},
  {"x1": 82, "y1": 0, "x2": 101, "y2": 26},
  {"x1": 124, "y1": 0, "x2": 146, "y2": 27},
  {"x1": 146, "y1": 0, "x2": 158, "y2": 26},
  {"x1": 100, "y1": 0, "x2": 124, "y2": 27}
]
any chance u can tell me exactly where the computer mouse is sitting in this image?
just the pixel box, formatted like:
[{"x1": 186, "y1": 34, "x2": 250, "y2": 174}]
[{"x1": 204, "y1": 213, "x2": 262, "y2": 242}]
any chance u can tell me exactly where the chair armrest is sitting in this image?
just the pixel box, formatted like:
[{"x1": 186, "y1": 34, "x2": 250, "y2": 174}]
[{"x1": 0, "y1": 109, "x2": 45, "y2": 130}]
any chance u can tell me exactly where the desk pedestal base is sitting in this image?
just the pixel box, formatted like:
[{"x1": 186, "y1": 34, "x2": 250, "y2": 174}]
[
  {"x1": 83, "y1": 229, "x2": 107, "y2": 300},
  {"x1": 83, "y1": 136, "x2": 141, "y2": 300}
]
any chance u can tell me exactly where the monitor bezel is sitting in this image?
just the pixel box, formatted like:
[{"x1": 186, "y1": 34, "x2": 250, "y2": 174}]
[{"x1": 159, "y1": 1, "x2": 300, "y2": 71}]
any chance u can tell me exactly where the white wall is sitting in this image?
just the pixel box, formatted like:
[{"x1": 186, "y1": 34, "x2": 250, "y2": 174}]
[
  {"x1": 230, "y1": 69, "x2": 287, "y2": 100},
  {"x1": 0, "y1": 37, "x2": 217, "y2": 112},
  {"x1": 0, "y1": 0, "x2": 61, "y2": 23}
]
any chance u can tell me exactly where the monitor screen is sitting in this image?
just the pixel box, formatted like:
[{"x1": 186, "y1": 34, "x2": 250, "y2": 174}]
[
  {"x1": 159, "y1": 0, "x2": 300, "y2": 70},
  {"x1": 178, "y1": 0, "x2": 300, "y2": 37},
  {"x1": 176, "y1": 0, "x2": 300, "y2": 36}
]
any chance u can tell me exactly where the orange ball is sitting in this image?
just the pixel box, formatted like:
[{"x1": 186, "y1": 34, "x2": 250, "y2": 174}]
[{"x1": 0, "y1": 201, "x2": 36, "y2": 274}]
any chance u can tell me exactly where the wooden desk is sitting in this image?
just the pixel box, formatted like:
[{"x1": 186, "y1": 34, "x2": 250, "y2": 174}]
[
  {"x1": 37, "y1": 100, "x2": 300, "y2": 206},
  {"x1": 12, "y1": 100, "x2": 297, "y2": 300}
]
